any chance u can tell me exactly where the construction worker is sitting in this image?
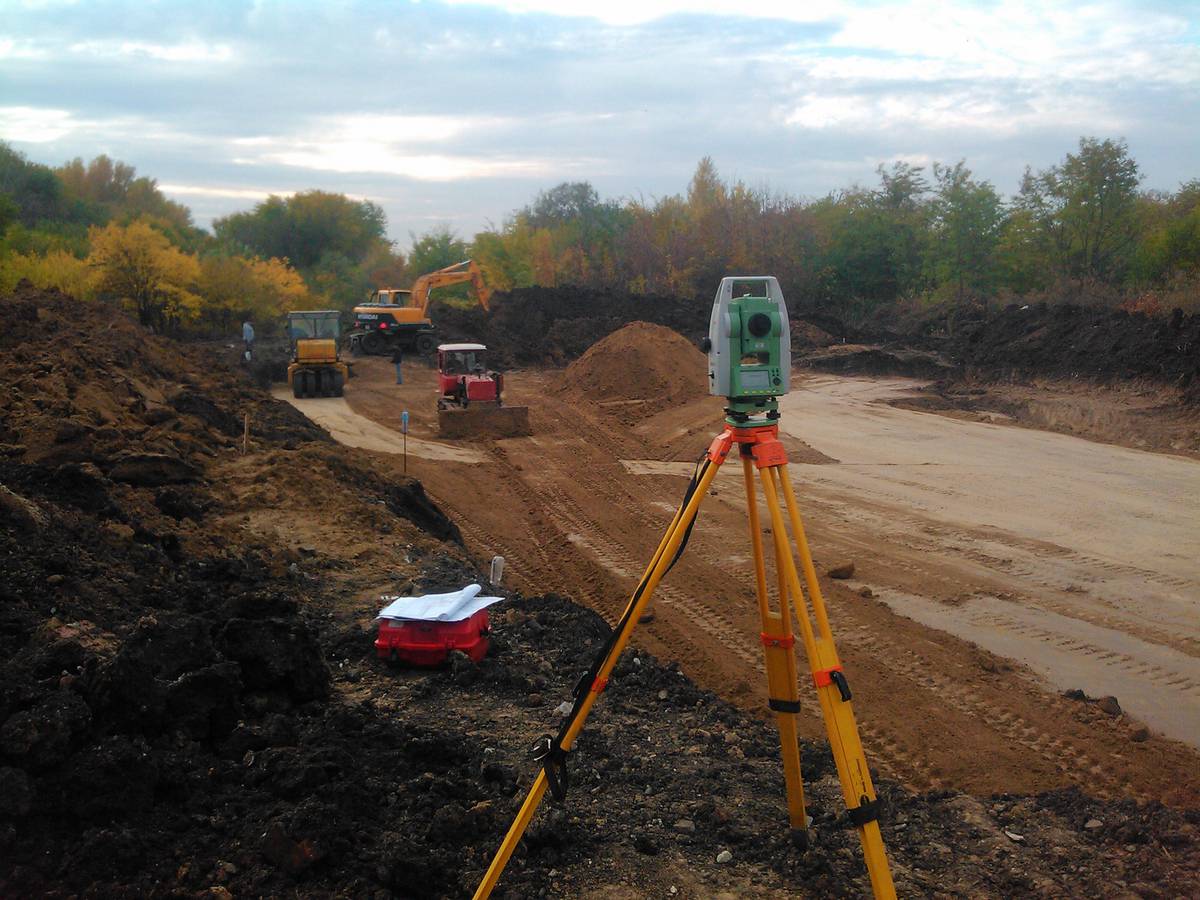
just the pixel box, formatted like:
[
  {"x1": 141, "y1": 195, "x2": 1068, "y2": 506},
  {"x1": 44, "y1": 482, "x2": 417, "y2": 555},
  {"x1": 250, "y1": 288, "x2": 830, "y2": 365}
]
[
  {"x1": 242, "y1": 320, "x2": 255, "y2": 359},
  {"x1": 392, "y1": 345, "x2": 403, "y2": 384}
]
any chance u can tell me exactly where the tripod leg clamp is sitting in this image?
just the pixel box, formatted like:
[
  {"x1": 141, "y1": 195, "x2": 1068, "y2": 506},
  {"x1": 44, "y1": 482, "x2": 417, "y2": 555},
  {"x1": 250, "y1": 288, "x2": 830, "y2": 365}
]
[
  {"x1": 768, "y1": 698, "x2": 802, "y2": 713},
  {"x1": 531, "y1": 736, "x2": 570, "y2": 802},
  {"x1": 846, "y1": 796, "x2": 881, "y2": 828},
  {"x1": 760, "y1": 632, "x2": 795, "y2": 649},
  {"x1": 574, "y1": 673, "x2": 609, "y2": 697},
  {"x1": 813, "y1": 666, "x2": 853, "y2": 702}
]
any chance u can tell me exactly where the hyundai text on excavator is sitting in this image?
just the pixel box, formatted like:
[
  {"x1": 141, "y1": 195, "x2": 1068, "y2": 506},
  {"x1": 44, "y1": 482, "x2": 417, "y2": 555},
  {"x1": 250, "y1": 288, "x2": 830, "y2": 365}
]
[
  {"x1": 286, "y1": 310, "x2": 349, "y2": 398},
  {"x1": 348, "y1": 259, "x2": 491, "y2": 357},
  {"x1": 435, "y1": 342, "x2": 531, "y2": 439}
]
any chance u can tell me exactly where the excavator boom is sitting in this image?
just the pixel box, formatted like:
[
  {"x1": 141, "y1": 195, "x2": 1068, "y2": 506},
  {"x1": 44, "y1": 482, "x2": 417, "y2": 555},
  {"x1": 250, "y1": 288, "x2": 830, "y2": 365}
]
[{"x1": 410, "y1": 259, "x2": 492, "y2": 314}]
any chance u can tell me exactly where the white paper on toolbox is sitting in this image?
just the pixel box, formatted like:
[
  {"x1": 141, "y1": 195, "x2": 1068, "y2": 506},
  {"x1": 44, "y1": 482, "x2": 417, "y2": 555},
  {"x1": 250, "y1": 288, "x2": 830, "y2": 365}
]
[{"x1": 376, "y1": 583, "x2": 503, "y2": 623}]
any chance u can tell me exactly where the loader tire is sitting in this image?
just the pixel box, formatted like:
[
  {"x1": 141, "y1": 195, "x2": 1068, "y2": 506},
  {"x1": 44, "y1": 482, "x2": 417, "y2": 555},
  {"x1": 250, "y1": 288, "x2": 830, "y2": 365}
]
[
  {"x1": 317, "y1": 368, "x2": 331, "y2": 397},
  {"x1": 292, "y1": 375, "x2": 304, "y2": 399},
  {"x1": 415, "y1": 333, "x2": 436, "y2": 356},
  {"x1": 332, "y1": 371, "x2": 345, "y2": 397}
]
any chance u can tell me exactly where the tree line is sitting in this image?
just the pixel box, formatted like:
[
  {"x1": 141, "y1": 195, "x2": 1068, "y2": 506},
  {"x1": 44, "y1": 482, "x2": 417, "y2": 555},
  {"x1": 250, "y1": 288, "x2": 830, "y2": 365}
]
[
  {"x1": 473, "y1": 139, "x2": 1197, "y2": 321},
  {"x1": 0, "y1": 144, "x2": 407, "y2": 334},
  {"x1": 1, "y1": 136, "x2": 1196, "y2": 338}
]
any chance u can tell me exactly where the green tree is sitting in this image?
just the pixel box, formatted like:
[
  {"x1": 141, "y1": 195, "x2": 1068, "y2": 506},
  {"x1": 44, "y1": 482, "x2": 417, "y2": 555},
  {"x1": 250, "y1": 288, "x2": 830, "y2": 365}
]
[
  {"x1": 1018, "y1": 137, "x2": 1141, "y2": 287},
  {"x1": 0, "y1": 142, "x2": 68, "y2": 226},
  {"x1": 928, "y1": 161, "x2": 1005, "y2": 302},
  {"x1": 214, "y1": 190, "x2": 388, "y2": 271},
  {"x1": 407, "y1": 226, "x2": 468, "y2": 278}
]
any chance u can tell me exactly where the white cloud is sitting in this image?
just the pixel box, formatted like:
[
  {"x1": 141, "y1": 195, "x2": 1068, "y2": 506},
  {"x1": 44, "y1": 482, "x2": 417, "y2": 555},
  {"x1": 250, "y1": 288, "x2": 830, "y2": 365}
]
[
  {"x1": 0, "y1": 38, "x2": 49, "y2": 60},
  {"x1": 158, "y1": 184, "x2": 279, "y2": 201},
  {"x1": 826, "y1": 0, "x2": 1197, "y2": 84},
  {"x1": 781, "y1": 87, "x2": 1123, "y2": 136},
  {"x1": 440, "y1": 0, "x2": 846, "y2": 26},
  {"x1": 0, "y1": 106, "x2": 80, "y2": 142},
  {"x1": 226, "y1": 113, "x2": 576, "y2": 180},
  {"x1": 66, "y1": 39, "x2": 234, "y2": 63},
  {"x1": 258, "y1": 145, "x2": 554, "y2": 180}
]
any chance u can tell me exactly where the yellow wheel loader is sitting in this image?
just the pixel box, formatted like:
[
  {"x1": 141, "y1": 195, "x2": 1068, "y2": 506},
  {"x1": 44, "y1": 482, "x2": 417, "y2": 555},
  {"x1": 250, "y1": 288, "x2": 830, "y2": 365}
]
[{"x1": 286, "y1": 310, "x2": 350, "y2": 398}]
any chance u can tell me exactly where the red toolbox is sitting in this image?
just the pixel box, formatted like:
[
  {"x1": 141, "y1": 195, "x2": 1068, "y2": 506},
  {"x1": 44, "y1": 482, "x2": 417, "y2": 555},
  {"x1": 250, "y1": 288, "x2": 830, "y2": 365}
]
[{"x1": 375, "y1": 609, "x2": 491, "y2": 666}]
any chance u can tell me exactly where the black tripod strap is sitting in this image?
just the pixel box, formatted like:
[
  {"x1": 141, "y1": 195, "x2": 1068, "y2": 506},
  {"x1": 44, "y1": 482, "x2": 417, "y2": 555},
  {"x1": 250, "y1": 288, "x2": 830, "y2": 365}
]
[{"x1": 542, "y1": 452, "x2": 712, "y2": 799}]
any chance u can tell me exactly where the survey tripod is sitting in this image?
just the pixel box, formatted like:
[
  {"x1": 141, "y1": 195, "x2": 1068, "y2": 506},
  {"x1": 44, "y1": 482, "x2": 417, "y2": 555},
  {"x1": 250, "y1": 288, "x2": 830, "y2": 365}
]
[{"x1": 473, "y1": 415, "x2": 897, "y2": 899}]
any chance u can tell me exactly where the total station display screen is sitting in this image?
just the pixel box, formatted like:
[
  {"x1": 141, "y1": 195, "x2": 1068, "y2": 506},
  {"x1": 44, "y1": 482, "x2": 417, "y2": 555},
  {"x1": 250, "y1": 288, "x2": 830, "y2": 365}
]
[{"x1": 740, "y1": 370, "x2": 771, "y2": 391}]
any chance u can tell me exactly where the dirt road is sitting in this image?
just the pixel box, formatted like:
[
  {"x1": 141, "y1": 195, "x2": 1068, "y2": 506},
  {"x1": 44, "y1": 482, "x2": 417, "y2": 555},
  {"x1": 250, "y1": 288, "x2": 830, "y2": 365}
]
[
  {"x1": 324, "y1": 357, "x2": 1200, "y2": 806},
  {"x1": 774, "y1": 376, "x2": 1200, "y2": 746},
  {"x1": 271, "y1": 387, "x2": 485, "y2": 463}
]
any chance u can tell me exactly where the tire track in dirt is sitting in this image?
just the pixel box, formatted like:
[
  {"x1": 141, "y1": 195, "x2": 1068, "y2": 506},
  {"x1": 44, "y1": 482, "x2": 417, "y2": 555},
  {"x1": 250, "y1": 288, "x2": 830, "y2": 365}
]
[{"x1": 847, "y1": 626, "x2": 1155, "y2": 802}]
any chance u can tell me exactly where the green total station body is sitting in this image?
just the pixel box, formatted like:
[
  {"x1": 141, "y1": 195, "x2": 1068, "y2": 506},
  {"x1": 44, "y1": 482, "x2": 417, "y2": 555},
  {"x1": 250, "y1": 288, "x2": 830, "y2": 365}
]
[{"x1": 705, "y1": 276, "x2": 791, "y2": 424}]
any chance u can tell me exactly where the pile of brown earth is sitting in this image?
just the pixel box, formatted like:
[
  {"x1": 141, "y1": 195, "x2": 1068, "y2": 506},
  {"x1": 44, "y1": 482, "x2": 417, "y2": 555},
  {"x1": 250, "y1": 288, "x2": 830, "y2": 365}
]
[{"x1": 561, "y1": 321, "x2": 709, "y2": 413}]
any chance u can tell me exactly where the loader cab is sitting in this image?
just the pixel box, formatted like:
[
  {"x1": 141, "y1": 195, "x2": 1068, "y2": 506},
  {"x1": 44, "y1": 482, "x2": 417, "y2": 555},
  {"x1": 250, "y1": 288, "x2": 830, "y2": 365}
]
[
  {"x1": 286, "y1": 310, "x2": 350, "y2": 398},
  {"x1": 287, "y1": 311, "x2": 342, "y2": 364}
]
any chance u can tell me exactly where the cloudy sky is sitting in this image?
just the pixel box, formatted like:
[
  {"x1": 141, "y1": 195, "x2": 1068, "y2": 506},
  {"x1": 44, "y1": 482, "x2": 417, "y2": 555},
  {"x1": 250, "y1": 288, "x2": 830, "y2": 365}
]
[{"x1": 3, "y1": 0, "x2": 1198, "y2": 247}]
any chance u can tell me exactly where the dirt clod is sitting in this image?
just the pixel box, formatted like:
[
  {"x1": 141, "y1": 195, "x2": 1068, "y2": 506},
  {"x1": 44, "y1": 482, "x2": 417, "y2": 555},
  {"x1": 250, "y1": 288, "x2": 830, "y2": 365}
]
[
  {"x1": 827, "y1": 562, "x2": 856, "y2": 579},
  {"x1": 1097, "y1": 696, "x2": 1123, "y2": 717}
]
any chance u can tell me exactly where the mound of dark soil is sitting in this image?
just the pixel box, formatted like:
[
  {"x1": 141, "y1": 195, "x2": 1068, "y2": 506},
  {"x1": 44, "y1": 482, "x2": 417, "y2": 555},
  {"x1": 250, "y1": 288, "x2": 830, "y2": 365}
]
[
  {"x1": 931, "y1": 303, "x2": 1200, "y2": 390},
  {"x1": 434, "y1": 286, "x2": 879, "y2": 371},
  {"x1": 800, "y1": 344, "x2": 955, "y2": 379},
  {"x1": 561, "y1": 321, "x2": 709, "y2": 413},
  {"x1": 433, "y1": 286, "x2": 711, "y2": 367},
  {"x1": 0, "y1": 282, "x2": 470, "y2": 897}
]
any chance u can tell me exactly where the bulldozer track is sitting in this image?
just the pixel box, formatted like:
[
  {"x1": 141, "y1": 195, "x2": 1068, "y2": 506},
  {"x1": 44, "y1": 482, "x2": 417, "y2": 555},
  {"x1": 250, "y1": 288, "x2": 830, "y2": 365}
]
[{"x1": 847, "y1": 627, "x2": 1149, "y2": 802}]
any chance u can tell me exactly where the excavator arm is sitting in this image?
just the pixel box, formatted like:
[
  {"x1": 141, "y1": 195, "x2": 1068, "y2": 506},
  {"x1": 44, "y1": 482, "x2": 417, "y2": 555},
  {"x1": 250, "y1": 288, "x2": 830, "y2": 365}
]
[{"x1": 410, "y1": 259, "x2": 492, "y2": 315}]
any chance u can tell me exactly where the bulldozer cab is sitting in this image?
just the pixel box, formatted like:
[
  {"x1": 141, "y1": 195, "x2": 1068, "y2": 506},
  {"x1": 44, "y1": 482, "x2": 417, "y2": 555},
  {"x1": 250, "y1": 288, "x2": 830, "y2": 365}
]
[{"x1": 440, "y1": 345, "x2": 487, "y2": 375}]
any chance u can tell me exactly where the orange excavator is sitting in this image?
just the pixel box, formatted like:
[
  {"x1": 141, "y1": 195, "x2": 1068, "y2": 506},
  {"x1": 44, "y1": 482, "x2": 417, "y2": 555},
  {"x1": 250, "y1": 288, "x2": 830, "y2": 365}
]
[{"x1": 347, "y1": 259, "x2": 491, "y2": 356}]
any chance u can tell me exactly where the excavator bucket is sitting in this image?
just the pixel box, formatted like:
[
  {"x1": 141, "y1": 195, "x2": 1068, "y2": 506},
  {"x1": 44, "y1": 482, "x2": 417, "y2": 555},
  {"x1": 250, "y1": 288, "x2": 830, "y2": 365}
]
[{"x1": 438, "y1": 404, "x2": 532, "y2": 439}]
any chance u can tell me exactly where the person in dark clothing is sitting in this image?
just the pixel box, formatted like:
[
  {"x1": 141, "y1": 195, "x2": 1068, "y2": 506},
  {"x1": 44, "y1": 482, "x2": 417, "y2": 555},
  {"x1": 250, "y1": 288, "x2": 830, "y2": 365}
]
[{"x1": 391, "y1": 346, "x2": 403, "y2": 384}]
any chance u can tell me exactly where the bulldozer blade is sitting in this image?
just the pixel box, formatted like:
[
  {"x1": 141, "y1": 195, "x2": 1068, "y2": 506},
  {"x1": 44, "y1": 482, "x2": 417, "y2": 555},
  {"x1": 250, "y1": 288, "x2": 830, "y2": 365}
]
[{"x1": 438, "y1": 405, "x2": 531, "y2": 439}]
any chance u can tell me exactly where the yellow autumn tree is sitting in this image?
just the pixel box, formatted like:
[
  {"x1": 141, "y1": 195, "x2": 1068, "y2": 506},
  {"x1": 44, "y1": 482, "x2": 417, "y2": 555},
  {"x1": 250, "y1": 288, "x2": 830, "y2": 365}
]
[
  {"x1": 198, "y1": 254, "x2": 311, "y2": 335},
  {"x1": 0, "y1": 250, "x2": 92, "y2": 298},
  {"x1": 87, "y1": 220, "x2": 201, "y2": 332}
]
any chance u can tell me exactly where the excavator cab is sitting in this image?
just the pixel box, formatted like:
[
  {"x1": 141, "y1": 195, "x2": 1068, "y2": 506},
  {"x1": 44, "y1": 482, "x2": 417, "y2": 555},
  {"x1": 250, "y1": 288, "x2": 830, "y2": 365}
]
[{"x1": 370, "y1": 289, "x2": 412, "y2": 307}]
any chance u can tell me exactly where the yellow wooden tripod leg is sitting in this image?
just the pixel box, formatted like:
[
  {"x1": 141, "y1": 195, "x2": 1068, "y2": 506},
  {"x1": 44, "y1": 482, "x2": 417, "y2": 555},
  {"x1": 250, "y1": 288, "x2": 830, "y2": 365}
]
[
  {"x1": 759, "y1": 465, "x2": 897, "y2": 900},
  {"x1": 473, "y1": 456, "x2": 724, "y2": 900},
  {"x1": 741, "y1": 454, "x2": 809, "y2": 846}
]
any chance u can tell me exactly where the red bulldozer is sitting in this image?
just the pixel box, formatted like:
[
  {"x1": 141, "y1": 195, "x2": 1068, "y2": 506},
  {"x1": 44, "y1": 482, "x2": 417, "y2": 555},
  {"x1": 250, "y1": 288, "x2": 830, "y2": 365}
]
[{"x1": 435, "y1": 343, "x2": 531, "y2": 438}]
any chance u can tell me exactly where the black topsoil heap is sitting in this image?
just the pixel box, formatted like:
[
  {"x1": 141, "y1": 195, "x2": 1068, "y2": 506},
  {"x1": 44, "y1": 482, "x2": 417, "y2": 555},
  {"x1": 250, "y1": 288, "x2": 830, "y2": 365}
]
[
  {"x1": 439, "y1": 286, "x2": 1199, "y2": 396},
  {"x1": 1, "y1": 281, "x2": 1198, "y2": 897}
]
